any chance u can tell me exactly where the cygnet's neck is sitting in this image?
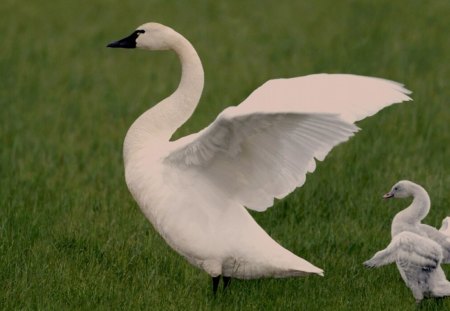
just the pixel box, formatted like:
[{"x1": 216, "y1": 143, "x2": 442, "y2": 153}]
[
  {"x1": 392, "y1": 183, "x2": 431, "y2": 236},
  {"x1": 123, "y1": 31, "x2": 204, "y2": 163}
]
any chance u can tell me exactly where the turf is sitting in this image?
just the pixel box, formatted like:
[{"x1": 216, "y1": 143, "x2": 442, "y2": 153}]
[{"x1": 1, "y1": 0, "x2": 449, "y2": 310}]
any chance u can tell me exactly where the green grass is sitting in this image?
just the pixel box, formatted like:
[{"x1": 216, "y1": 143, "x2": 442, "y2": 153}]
[{"x1": 1, "y1": 0, "x2": 449, "y2": 309}]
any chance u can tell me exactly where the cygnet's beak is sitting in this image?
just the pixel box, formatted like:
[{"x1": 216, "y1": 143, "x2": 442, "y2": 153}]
[
  {"x1": 107, "y1": 32, "x2": 137, "y2": 49},
  {"x1": 383, "y1": 192, "x2": 394, "y2": 199}
]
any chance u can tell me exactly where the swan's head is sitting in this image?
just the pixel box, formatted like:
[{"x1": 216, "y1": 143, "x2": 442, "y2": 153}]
[
  {"x1": 383, "y1": 180, "x2": 417, "y2": 199},
  {"x1": 107, "y1": 23, "x2": 177, "y2": 51}
]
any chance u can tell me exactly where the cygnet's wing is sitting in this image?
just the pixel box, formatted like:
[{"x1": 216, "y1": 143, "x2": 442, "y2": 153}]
[
  {"x1": 421, "y1": 223, "x2": 450, "y2": 263},
  {"x1": 166, "y1": 74, "x2": 410, "y2": 212},
  {"x1": 364, "y1": 231, "x2": 442, "y2": 269},
  {"x1": 439, "y1": 217, "x2": 450, "y2": 236}
]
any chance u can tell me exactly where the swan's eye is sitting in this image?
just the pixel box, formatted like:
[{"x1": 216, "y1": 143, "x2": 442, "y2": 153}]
[
  {"x1": 394, "y1": 187, "x2": 398, "y2": 191},
  {"x1": 136, "y1": 30, "x2": 145, "y2": 35}
]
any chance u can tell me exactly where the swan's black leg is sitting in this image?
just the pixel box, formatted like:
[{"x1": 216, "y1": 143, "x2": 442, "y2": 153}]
[
  {"x1": 212, "y1": 276, "x2": 221, "y2": 295},
  {"x1": 223, "y1": 276, "x2": 231, "y2": 290}
]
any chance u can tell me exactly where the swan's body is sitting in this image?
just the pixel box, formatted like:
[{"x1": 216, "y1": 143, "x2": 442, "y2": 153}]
[
  {"x1": 108, "y1": 23, "x2": 411, "y2": 290},
  {"x1": 365, "y1": 181, "x2": 450, "y2": 302}
]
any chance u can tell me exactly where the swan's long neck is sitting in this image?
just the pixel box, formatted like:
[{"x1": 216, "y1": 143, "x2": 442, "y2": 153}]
[
  {"x1": 393, "y1": 184, "x2": 431, "y2": 228},
  {"x1": 123, "y1": 32, "x2": 204, "y2": 162}
]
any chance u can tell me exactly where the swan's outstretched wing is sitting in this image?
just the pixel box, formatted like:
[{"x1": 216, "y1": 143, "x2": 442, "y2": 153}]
[
  {"x1": 166, "y1": 112, "x2": 357, "y2": 211},
  {"x1": 364, "y1": 231, "x2": 442, "y2": 269},
  {"x1": 238, "y1": 74, "x2": 411, "y2": 123},
  {"x1": 165, "y1": 74, "x2": 411, "y2": 212},
  {"x1": 421, "y1": 223, "x2": 450, "y2": 263}
]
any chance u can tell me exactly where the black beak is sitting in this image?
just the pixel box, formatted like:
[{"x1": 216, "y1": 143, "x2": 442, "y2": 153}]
[{"x1": 107, "y1": 31, "x2": 139, "y2": 49}]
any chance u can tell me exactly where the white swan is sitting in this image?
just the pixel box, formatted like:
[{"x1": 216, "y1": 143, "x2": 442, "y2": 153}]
[
  {"x1": 107, "y1": 22, "x2": 411, "y2": 292},
  {"x1": 364, "y1": 180, "x2": 450, "y2": 303}
]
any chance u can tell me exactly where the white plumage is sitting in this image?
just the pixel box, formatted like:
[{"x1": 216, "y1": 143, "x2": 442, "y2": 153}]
[
  {"x1": 107, "y1": 23, "x2": 411, "y2": 289},
  {"x1": 365, "y1": 180, "x2": 450, "y2": 303},
  {"x1": 440, "y1": 217, "x2": 450, "y2": 236}
]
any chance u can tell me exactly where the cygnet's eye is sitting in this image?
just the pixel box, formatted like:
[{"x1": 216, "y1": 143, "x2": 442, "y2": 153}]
[{"x1": 394, "y1": 187, "x2": 399, "y2": 191}]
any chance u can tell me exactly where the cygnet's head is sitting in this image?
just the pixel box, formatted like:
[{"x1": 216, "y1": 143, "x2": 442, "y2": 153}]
[
  {"x1": 107, "y1": 23, "x2": 177, "y2": 51},
  {"x1": 383, "y1": 180, "x2": 418, "y2": 199}
]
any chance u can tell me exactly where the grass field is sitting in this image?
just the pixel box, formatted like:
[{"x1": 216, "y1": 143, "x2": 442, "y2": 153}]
[{"x1": 1, "y1": 0, "x2": 449, "y2": 310}]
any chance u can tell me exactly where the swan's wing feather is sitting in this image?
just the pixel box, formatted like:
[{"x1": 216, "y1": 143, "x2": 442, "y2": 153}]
[
  {"x1": 239, "y1": 74, "x2": 411, "y2": 123},
  {"x1": 165, "y1": 73, "x2": 411, "y2": 211},
  {"x1": 421, "y1": 224, "x2": 450, "y2": 263},
  {"x1": 166, "y1": 111, "x2": 358, "y2": 211},
  {"x1": 364, "y1": 231, "x2": 442, "y2": 269}
]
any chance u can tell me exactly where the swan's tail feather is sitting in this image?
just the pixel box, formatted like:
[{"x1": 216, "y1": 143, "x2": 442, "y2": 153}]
[
  {"x1": 280, "y1": 267, "x2": 324, "y2": 277},
  {"x1": 278, "y1": 254, "x2": 324, "y2": 277},
  {"x1": 265, "y1": 237, "x2": 324, "y2": 277},
  {"x1": 286, "y1": 267, "x2": 324, "y2": 277}
]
